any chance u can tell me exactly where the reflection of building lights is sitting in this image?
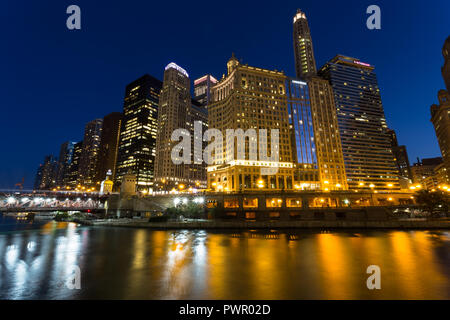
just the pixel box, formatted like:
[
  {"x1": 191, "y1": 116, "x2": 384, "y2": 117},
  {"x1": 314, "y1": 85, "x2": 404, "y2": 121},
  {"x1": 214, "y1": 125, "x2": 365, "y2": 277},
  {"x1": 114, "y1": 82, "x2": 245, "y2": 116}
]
[
  {"x1": 174, "y1": 198, "x2": 180, "y2": 206},
  {"x1": 182, "y1": 198, "x2": 188, "y2": 204},
  {"x1": 7, "y1": 197, "x2": 15, "y2": 204}
]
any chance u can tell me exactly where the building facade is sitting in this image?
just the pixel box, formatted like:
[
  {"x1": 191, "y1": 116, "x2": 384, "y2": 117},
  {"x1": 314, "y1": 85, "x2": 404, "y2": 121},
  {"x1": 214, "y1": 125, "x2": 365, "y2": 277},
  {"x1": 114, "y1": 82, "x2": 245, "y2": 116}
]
[
  {"x1": 33, "y1": 155, "x2": 58, "y2": 190},
  {"x1": 308, "y1": 76, "x2": 348, "y2": 190},
  {"x1": 95, "y1": 112, "x2": 122, "y2": 184},
  {"x1": 387, "y1": 128, "x2": 412, "y2": 188},
  {"x1": 318, "y1": 55, "x2": 399, "y2": 191},
  {"x1": 57, "y1": 141, "x2": 76, "y2": 187},
  {"x1": 293, "y1": 9, "x2": 317, "y2": 79},
  {"x1": 207, "y1": 56, "x2": 295, "y2": 192},
  {"x1": 411, "y1": 157, "x2": 443, "y2": 184},
  {"x1": 194, "y1": 74, "x2": 218, "y2": 107},
  {"x1": 115, "y1": 74, "x2": 162, "y2": 192},
  {"x1": 430, "y1": 37, "x2": 450, "y2": 179},
  {"x1": 78, "y1": 119, "x2": 103, "y2": 188},
  {"x1": 154, "y1": 63, "x2": 208, "y2": 191},
  {"x1": 65, "y1": 141, "x2": 82, "y2": 188}
]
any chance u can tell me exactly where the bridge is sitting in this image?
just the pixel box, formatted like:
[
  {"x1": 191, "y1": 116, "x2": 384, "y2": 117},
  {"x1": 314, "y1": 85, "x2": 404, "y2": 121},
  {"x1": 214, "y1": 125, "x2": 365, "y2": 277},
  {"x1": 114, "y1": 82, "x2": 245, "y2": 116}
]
[{"x1": 0, "y1": 189, "x2": 107, "y2": 212}]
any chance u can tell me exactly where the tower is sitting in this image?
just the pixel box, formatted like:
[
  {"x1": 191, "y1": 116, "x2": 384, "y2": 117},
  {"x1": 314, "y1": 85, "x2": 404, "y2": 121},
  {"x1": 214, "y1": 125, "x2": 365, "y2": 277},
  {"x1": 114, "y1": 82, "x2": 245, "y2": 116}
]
[
  {"x1": 154, "y1": 63, "x2": 192, "y2": 190},
  {"x1": 293, "y1": 9, "x2": 317, "y2": 80},
  {"x1": 319, "y1": 55, "x2": 400, "y2": 190},
  {"x1": 79, "y1": 119, "x2": 103, "y2": 187},
  {"x1": 115, "y1": 74, "x2": 162, "y2": 191}
]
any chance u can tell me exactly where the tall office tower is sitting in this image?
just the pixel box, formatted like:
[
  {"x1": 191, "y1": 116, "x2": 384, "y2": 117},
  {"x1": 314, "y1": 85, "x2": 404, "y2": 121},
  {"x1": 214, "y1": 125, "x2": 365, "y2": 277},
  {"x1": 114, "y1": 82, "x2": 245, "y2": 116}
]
[
  {"x1": 189, "y1": 100, "x2": 208, "y2": 188},
  {"x1": 194, "y1": 75, "x2": 218, "y2": 106},
  {"x1": 442, "y1": 36, "x2": 450, "y2": 92},
  {"x1": 33, "y1": 155, "x2": 58, "y2": 190},
  {"x1": 293, "y1": 9, "x2": 317, "y2": 79},
  {"x1": 207, "y1": 55, "x2": 295, "y2": 191},
  {"x1": 155, "y1": 63, "x2": 207, "y2": 190},
  {"x1": 79, "y1": 119, "x2": 103, "y2": 187},
  {"x1": 286, "y1": 77, "x2": 320, "y2": 190},
  {"x1": 386, "y1": 129, "x2": 412, "y2": 183},
  {"x1": 57, "y1": 141, "x2": 76, "y2": 187},
  {"x1": 95, "y1": 112, "x2": 122, "y2": 184},
  {"x1": 431, "y1": 90, "x2": 450, "y2": 171},
  {"x1": 318, "y1": 55, "x2": 399, "y2": 190},
  {"x1": 115, "y1": 75, "x2": 162, "y2": 192},
  {"x1": 66, "y1": 141, "x2": 83, "y2": 188},
  {"x1": 308, "y1": 76, "x2": 348, "y2": 190}
]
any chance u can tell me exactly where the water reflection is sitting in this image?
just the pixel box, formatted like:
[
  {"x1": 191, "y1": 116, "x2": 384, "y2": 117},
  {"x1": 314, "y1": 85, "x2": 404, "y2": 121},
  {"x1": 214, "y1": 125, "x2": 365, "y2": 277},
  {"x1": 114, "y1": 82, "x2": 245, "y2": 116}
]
[{"x1": 0, "y1": 223, "x2": 449, "y2": 299}]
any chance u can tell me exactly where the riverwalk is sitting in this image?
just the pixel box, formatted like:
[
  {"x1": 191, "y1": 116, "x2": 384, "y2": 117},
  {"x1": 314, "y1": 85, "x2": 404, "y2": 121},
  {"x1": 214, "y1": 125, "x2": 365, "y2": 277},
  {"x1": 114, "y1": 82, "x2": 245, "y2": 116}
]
[{"x1": 78, "y1": 218, "x2": 450, "y2": 230}]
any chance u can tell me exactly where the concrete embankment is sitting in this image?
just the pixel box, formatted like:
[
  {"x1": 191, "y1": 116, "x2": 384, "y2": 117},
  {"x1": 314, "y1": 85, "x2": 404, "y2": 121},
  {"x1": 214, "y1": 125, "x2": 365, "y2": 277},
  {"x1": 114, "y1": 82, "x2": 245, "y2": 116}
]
[{"x1": 77, "y1": 219, "x2": 450, "y2": 230}]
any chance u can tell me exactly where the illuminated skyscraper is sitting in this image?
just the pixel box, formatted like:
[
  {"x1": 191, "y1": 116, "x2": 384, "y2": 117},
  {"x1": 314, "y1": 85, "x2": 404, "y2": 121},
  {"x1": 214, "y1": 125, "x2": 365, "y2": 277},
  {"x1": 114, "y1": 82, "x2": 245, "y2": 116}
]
[
  {"x1": 79, "y1": 119, "x2": 103, "y2": 187},
  {"x1": 115, "y1": 75, "x2": 162, "y2": 191},
  {"x1": 66, "y1": 141, "x2": 83, "y2": 188},
  {"x1": 319, "y1": 55, "x2": 399, "y2": 190},
  {"x1": 57, "y1": 141, "x2": 76, "y2": 187},
  {"x1": 286, "y1": 77, "x2": 320, "y2": 190},
  {"x1": 431, "y1": 90, "x2": 450, "y2": 175},
  {"x1": 95, "y1": 112, "x2": 122, "y2": 184},
  {"x1": 34, "y1": 155, "x2": 58, "y2": 190},
  {"x1": 207, "y1": 56, "x2": 295, "y2": 191},
  {"x1": 293, "y1": 9, "x2": 317, "y2": 79},
  {"x1": 308, "y1": 76, "x2": 348, "y2": 190},
  {"x1": 194, "y1": 74, "x2": 218, "y2": 107},
  {"x1": 155, "y1": 63, "x2": 208, "y2": 190}
]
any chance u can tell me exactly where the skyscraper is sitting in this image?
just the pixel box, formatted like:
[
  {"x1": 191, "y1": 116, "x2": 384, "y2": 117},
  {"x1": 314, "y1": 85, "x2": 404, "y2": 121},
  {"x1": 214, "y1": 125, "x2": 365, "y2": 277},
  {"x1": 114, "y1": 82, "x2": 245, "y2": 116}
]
[
  {"x1": 308, "y1": 76, "x2": 348, "y2": 190},
  {"x1": 57, "y1": 141, "x2": 76, "y2": 187},
  {"x1": 431, "y1": 90, "x2": 450, "y2": 172},
  {"x1": 115, "y1": 74, "x2": 162, "y2": 192},
  {"x1": 79, "y1": 119, "x2": 103, "y2": 187},
  {"x1": 155, "y1": 63, "x2": 207, "y2": 190},
  {"x1": 95, "y1": 112, "x2": 122, "y2": 184},
  {"x1": 318, "y1": 55, "x2": 399, "y2": 190},
  {"x1": 286, "y1": 77, "x2": 320, "y2": 190},
  {"x1": 386, "y1": 129, "x2": 412, "y2": 182},
  {"x1": 431, "y1": 37, "x2": 450, "y2": 179},
  {"x1": 442, "y1": 36, "x2": 450, "y2": 92},
  {"x1": 293, "y1": 9, "x2": 317, "y2": 79},
  {"x1": 33, "y1": 155, "x2": 58, "y2": 190},
  {"x1": 207, "y1": 56, "x2": 295, "y2": 191},
  {"x1": 66, "y1": 141, "x2": 83, "y2": 188},
  {"x1": 194, "y1": 75, "x2": 218, "y2": 106}
]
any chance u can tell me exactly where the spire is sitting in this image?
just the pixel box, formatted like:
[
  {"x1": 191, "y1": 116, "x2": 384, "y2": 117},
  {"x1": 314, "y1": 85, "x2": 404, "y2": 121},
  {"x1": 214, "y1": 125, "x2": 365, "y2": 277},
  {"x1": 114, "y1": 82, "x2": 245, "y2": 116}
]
[{"x1": 227, "y1": 53, "x2": 239, "y2": 75}]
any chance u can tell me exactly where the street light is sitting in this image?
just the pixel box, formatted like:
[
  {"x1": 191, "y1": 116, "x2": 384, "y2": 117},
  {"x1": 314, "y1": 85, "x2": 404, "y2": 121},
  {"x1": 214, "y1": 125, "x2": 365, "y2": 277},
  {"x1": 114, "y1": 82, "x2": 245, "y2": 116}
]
[{"x1": 257, "y1": 179, "x2": 264, "y2": 189}]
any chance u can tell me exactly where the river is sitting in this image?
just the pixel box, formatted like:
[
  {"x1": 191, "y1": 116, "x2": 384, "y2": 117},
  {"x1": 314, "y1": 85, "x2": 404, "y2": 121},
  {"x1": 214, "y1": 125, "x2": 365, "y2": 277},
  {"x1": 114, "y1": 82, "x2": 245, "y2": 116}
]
[{"x1": 0, "y1": 215, "x2": 449, "y2": 299}]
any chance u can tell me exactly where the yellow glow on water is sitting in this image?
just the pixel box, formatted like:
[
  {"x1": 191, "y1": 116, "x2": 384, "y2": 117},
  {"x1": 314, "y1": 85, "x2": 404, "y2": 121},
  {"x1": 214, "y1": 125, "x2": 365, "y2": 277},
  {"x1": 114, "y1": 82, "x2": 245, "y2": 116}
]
[{"x1": 316, "y1": 233, "x2": 355, "y2": 299}]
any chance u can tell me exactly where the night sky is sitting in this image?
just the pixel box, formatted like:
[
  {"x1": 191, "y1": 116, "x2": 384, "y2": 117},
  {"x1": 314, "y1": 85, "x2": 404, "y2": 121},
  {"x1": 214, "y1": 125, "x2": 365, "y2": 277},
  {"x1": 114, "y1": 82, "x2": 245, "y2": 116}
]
[{"x1": 1, "y1": 0, "x2": 448, "y2": 189}]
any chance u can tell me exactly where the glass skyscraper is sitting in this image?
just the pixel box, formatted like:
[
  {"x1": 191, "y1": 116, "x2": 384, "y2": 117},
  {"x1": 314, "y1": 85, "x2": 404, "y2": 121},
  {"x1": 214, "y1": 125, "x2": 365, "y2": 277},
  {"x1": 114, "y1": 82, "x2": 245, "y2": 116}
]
[
  {"x1": 318, "y1": 55, "x2": 399, "y2": 190},
  {"x1": 115, "y1": 74, "x2": 162, "y2": 191}
]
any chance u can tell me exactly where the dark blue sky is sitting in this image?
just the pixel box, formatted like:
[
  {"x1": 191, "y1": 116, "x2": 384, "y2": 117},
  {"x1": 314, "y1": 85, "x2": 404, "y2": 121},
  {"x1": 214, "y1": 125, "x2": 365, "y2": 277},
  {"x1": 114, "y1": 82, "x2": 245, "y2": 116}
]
[{"x1": 1, "y1": 0, "x2": 449, "y2": 189}]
